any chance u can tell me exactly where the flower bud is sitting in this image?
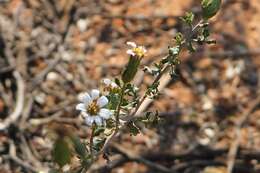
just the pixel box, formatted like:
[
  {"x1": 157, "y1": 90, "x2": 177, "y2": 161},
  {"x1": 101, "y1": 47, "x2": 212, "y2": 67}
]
[
  {"x1": 122, "y1": 55, "x2": 141, "y2": 83},
  {"x1": 122, "y1": 42, "x2": 147, "y2": 83},
  {"x1": 201, "y1": 0, "x2": 221, "y2": 19}
]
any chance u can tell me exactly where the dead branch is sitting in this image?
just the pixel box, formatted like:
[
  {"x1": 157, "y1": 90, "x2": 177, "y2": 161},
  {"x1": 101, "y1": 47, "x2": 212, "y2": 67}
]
[
  {"x1": 0, "y1": 71, "x2": 25, "y2": 130},
  {"x1": 227, "y1": 92, "x2": 260, "y2": 173}
]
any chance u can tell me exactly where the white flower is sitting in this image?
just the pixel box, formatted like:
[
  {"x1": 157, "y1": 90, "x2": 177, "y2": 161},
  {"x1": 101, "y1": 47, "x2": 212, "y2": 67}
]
[
  {"x1": 76, "y1": 89, "x2": 112, "y2": 126},
  {"x1": 126, "y1": 41, "x2": 147, "y2": 58},
  {"x1": 103, "y1": 78, "x2": 119, "y2": 92}
]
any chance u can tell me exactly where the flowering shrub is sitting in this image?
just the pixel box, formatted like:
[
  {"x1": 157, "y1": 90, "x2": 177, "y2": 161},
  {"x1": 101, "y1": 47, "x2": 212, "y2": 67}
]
[{"x1": 50, "y1": 0, "x2": 221, "y2": 172}]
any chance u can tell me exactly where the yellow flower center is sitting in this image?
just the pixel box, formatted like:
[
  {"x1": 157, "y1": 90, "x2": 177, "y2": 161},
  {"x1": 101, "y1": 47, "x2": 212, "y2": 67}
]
[
  {"x1": 133, "y1": 47, "x2": 145, "y2": 58},
  {"x1": 87, "y1": 101, "x2": 100, "y2": 116}
]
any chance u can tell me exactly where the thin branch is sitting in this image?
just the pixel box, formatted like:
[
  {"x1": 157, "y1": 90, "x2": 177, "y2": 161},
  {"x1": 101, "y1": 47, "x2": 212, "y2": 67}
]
[
  {"x1": 227, "y1": 92, "x2": 260, "y2": 173},
  {"x1": 107, "y1": 144, "x2": 175, "y2": 173},
  {"x1": 0, "y1": 71, "x2": 25, "y2": 130},
  {"x1": 3, "y1": 140, "x2": 38, "y2": 172}
]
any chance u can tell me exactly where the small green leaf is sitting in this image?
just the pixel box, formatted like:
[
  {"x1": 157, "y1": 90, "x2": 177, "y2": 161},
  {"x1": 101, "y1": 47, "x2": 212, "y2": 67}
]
[
  {"x1": 187, "y1": 41, "x2": 196, "y2": 52},
  {"x1": 52, "y1": 138, "x2": 72, "y2": 168},
  {"x1": 108, "y1": 93, "x2": 120, "y2": 110},
  {"x1": 169, "y1": 46, "x2": 180, "y2": 56},
  {"x1": 181, "y1": 12, "x2": 194, "y2": 25},
  {"x1": 70, "y1": 135, "x2": 87, "y2": 158},
  {"x1": 94, "y1": 126, "x2": 105, "y2": 136},
  {"x1": 93, "y1": 138, "x2": 106, "y2": 151},
  {"x1": 174, "y1": 33, "x2": 184, "y2": 46},
  {"x1": 115, "y1": 78, "x2": 121, "y2": 87},
  {"x1": 201, "y1": 0, "x2": 221, "y2": 19},
  {"x1": 127, "y1": 122, "x2": 140, "y2": 136}
]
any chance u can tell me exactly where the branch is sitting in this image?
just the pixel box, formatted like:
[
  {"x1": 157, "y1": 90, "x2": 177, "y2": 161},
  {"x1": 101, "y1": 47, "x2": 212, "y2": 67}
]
[
  {"x1": 0, "y1": 71, "x2": 25, "y2": 130},
  {"x1": 227, "y1": 92, "x2": 260, "y2": 173}
]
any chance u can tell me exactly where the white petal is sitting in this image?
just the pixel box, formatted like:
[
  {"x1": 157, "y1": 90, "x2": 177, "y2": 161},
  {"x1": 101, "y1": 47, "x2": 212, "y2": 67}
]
[
  {"x1": 85, "y1": 116, "x2": 94, "y2": 126},
  {"x1": 94, "y1": 116, "x2": 103, "y2": 126},
  {"x1": 91, "y1": 89, "x2": 100, "y2": 100},
  {"x1": 126, "y1": 41, "x2": 136, "y2": 48},
  {"x1": 76, "y1": 103, "x2": 86, "y2": 111},
  {"x1": 99, "y1": 108, "x2": 112, "y2": 119},
  {"x1": 103, "y1": 78, "x2": 111, "y2": 86},
  {"x1": 97, "y1": 96, "x2": 108, "y2": 107},
  {"x1": 141, "y1": 46, "x2": 147, "y2": 53},
  {"x1": 78, "y1": 92, "x2": 91, "y2": 105},
  {"x1": 81, "y1": 112, "x2": 89, "y2": 118},
  {"x1": 111, "y1": 82, "x2": 118, "y2": 88},
  {"x1": 126, "y1": 49, "x2": 135, "y2": 56}
]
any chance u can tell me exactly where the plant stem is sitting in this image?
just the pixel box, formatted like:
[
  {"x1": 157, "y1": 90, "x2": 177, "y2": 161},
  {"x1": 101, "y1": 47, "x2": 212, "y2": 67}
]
[
  {"x1": 89, "y1": 124, "x2": 96, "y2": 157},
  {"x1": 115, "y1": 83, "x2": 127, "y2": 131},
  {"x1": 130, "y1": 64, "x2": 170, "y2": 117},
  {"x1": 192, "y1": 19, "x2": 204, "y2": 32}
]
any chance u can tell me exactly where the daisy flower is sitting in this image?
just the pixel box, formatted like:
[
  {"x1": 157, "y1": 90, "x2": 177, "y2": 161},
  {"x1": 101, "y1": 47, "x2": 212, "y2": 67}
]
[
  {"x1": 126, "y1": 41, "x2": 147, "y2": 58},
  {"x1": 76, "y1": 89, "x2": 112, "y2": 126}
]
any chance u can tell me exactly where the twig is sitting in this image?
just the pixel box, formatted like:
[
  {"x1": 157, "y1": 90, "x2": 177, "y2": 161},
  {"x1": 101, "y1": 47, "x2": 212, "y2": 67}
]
[
  {"x1": 28, "y1": 111, "x2": 81, "y2": 126},
  {"x1": 94, "y1": 146, "x2": 260, "y2": 172},
  {"x1": 30, "y1": 2, "x2": 77, "y2": 90},
  {"x1": 0, "y1": 71, "x2": 25, "y2": 130},
  {"x1": 115, "y1": 83, "x2": 127, "y2": 131},
  {"x1": 227, "y1": 93, "x2": 260, "y2": 173},
  {"x1": 136, "y1": 68, "x2": 172, "y2": 116},
  {"x1": 19, "y1": 97, "x2": 34, "y2": 130},
  {"x1": 90, "y1": 124, "x2": 96, "y2": 157},
  {"x1": 110, "y1": 144, "x2": 175, "y2": 173},
  {"x1": 4, "y1": 140, "x2": 38, "y2": 172},
  {"x1": 30, "y1": 56, "x2": 61, "y2": 89}
]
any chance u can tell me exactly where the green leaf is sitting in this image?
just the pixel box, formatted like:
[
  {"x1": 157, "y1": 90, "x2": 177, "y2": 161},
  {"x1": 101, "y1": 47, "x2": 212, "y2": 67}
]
[
  {"x1": 127, "y1": 122, "x2": 140, "y2": 136},
  {"x1": 169, "y1": 46, "x2": 180, "y2": 56},
  {"x1": 115, "y1": 78, "x2": 121, "y2": 87},
  {"x1": 93, "y1": 138, "x2": 106, "y2": 151},
  {"x1": 94, "y1": 126, "x2": 105, "y2": 136},
  {"x1": 201, "y1": 0, "x2": 221, "y2": 19},
  {"x1": 70, "y1": 135, "x2": 87, "y2": 158},
  {"x1": 174, "y1": 33, "x2": 184, "y2": 46},
  {"x1": 181, "y1": 12, "x2": 194, "y2": 25},
  {"x1": 108, "y1": 93, "x2": 120, "y2": 110},
  {"x1": 52, "y1": 138, "x2": 72, "y2": 168},
  {"x1": 187, "y1": 41, "x2": 196, "y2": 52}
]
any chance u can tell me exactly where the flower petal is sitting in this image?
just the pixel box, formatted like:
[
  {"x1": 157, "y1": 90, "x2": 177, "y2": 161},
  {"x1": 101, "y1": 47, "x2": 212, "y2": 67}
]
[
  {"x1": 78, "y1": 92, "x2": 91, "y2": 105},
  {"x1": 85, "y1": 116, "x2": 94, "y2": 126},
  {"x1": 103, "y1": 78, "x2": 111, "y2": 86},
  {"x1": 94, "y1": 116, "x2": 103, "y2": 126},
  {"x1": 126, "y1": 41, "x2": 136, "y2": 48},
  {"x1": 81, "y1": 111, "x2": 89, "y2": 118},
  {"x1": 141, "y1": 46, "x2": 147, "y2": 53},
  {"x1": 97, "y1": 96, "x2": 108, "y2": 107},
  {"x1": 111, "y1": 82, "x2": 118, "y2": 88},
  {"x1": 99, "y1": 108, "x2": 112, "y2": 119},
  {"x1": 126, "y1": 49, "x2": 135, "y2": 56},
  {"x1": 91, "y1": 89, "x2": 100, "y2": 100},
  {"x1": 76, "y1": 103, "x2": 86, "y2": 111}
]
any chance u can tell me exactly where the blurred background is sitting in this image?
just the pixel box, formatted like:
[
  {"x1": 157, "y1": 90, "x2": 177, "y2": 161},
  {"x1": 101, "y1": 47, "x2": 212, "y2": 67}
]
[{"x1": 0, "y1": 0, "x2": 260, "y2": 173}]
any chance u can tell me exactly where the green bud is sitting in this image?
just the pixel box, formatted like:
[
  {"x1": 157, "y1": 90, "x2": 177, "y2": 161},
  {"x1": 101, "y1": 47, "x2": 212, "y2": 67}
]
[
  {"x1": 122, "y1": 56, "x2": 141, "y2": 83},
  {"x1": 201, "y1": 0, "x2": 221, "y2": 19}
]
